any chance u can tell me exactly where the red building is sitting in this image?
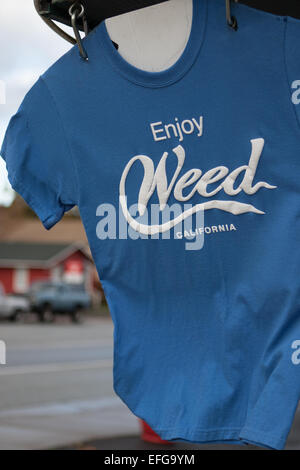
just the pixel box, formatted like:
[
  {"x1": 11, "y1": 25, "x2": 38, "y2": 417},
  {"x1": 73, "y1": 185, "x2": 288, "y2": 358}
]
[{"x1": 0, "y1": 242, "x2": 93, "y2": 294}]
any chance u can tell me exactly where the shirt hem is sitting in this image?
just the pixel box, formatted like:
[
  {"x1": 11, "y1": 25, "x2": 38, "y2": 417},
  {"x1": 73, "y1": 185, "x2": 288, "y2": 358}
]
[
  {"x1": 239, "y1": 427, "x2": 286, "y2": 450},
  {"x1": 151, "y1": 426, "x2": 284, "y2": 449}
]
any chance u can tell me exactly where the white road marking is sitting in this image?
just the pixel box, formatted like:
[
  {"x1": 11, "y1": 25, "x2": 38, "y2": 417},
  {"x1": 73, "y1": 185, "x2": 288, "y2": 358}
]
[
  {"x1": 9, "y1": 340, "x2": 113, "y2": 351},
  {"x1": 0, "y1": 359, "x2": 112, "y2": 376},
  {"x1": 0, "y1": 397, "x2": 121, "y2": 418}
]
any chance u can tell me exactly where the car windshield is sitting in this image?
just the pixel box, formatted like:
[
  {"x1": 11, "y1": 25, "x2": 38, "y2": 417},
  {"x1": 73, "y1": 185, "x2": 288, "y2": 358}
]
[
  {"x1": 29, "y1": 282, "x2": 52, "y2": 293},
  {"x1": 42, "y1": 286, "x2": 58, "y2": 294},
  {"x1": 68, "y1": 284, "x2": 85, "y2": 292},
  {"x1": 29, "y1": 282, "x2": 86, "y2": 294}
]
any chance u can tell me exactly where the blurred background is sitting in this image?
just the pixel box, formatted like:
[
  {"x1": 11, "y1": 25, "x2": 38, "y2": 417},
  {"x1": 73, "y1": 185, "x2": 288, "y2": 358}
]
[
  {"x1": 0, "y1": 0, "x2": 144, "y2": 451},
  {"x1": 0, "y1": 0, "x2": 299, "y2": 451}
]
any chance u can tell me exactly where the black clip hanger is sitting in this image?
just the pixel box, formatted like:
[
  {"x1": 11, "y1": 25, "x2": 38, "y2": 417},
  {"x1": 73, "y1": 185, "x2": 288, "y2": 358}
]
[
  {"x1": 226, "y1": 0, "x2": 238, "y2": 30},
  {"x1": 34, "y1": 0, "x2": 134, "y2": 60},
  {"x1": 69, "y1": 3, "x2": 89, "y2": 60},
  {"x1": 33, "y1": 0, "x2": 170, "y2": 40},
  {"x1": 35, "y1": 0, "x2": 241, "y2": 61},
  {"x1": 35, "y1": 0, "x2": 300, "y2": 61},
  {"x1": 34, "y1": 0, "x2": 90, "y2": 60},
  {"x1": 34, "y1": 0, "x2": 300, "y2": 41},
  {"x1": 34, "y1": 0, "x2": 77, "y2": 46}
]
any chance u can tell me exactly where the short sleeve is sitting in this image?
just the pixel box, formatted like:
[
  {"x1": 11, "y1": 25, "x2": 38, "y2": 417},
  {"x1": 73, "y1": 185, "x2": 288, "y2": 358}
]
[{"x1": 0, "y1": 77, "x2": 78, "y2": 230}]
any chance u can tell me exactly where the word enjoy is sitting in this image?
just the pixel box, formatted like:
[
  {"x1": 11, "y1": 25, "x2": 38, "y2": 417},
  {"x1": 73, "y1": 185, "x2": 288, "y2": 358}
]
[{"x1": 150, "y1": 116, "x2": 203, "y2": 142}]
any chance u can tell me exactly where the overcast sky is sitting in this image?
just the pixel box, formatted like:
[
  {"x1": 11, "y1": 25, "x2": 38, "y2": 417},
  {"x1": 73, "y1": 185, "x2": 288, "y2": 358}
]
[
  {"x1": 0, "y1": 0, "x2": 185, "y2": 207},
  {"x1": 0, "y1": 1, "x2": 73, "y2": 206}
]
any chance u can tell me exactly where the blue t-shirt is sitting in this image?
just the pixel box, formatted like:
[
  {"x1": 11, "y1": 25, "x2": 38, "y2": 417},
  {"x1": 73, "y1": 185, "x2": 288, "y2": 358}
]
[{"x1": 1, "y1": 0, "x2": 300, "y2": 449}]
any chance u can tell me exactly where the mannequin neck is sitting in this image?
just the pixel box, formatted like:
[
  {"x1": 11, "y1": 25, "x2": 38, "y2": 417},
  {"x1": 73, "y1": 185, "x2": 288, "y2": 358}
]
[{"x1": 105, "y1": 0, "x2": 193, "y2": 73}]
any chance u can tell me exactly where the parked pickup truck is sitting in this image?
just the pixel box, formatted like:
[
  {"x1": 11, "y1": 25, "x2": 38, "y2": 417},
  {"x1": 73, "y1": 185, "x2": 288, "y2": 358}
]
[
  {"x1": 29, "y1": 282, "x2": 92, "y2": 323},
  {"x1": 0, "y1": 283, "x2": 29, "y2": 322}
]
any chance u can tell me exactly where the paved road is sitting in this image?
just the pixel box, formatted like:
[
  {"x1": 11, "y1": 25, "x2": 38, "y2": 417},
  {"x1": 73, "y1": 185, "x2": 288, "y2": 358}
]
[
  {"x1": 0, "y1": 315, "x2": 139, "y2": 449},
  {"x1": 0, "y1": 316, "x2": 115, "y2": 410},
  {"x1": 0, "y1": 316, "x2": 299, "y2": 450}
]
